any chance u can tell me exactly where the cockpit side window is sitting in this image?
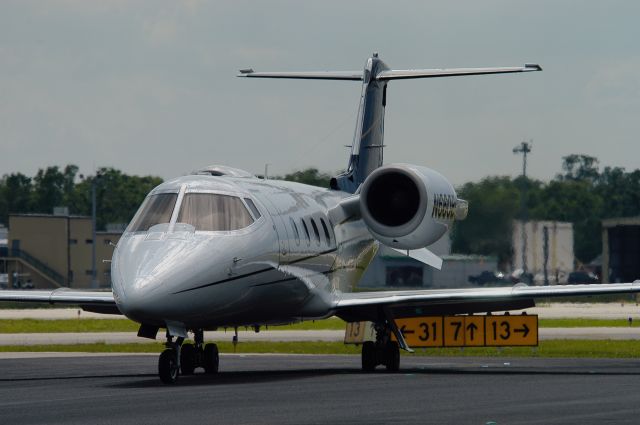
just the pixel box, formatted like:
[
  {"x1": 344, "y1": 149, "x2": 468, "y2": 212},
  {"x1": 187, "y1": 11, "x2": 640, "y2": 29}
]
[
  {"x1": 177, "y1": 193, "x2": 254, "y2": 231},
  {"x1": 127, "y1": 193, "x2": 178, "y2": 232},
  {"x1": 244, "y1": 198, "x2": 262, "y2": 219}
]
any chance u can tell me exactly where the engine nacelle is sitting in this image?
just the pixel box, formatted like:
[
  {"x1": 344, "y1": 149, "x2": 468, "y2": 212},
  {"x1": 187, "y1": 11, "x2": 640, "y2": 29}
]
[{"x1": 360, "y1": 164, "x2": 467, "y2": 250}]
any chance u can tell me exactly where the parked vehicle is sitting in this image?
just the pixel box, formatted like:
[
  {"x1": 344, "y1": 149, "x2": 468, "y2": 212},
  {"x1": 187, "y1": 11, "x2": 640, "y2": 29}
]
[
  {"x1": 468, "y1": 271, "x2": 508, "y2": 286},
  {"x1": 533, "y1": 271, "x2": 568, "y2": 285},
  {"x1": 567, "y1": 271, "x2": 599, "y2": 284},
  {"x1": 510, "y1": 269, "x2": 534, "y2": 285}
]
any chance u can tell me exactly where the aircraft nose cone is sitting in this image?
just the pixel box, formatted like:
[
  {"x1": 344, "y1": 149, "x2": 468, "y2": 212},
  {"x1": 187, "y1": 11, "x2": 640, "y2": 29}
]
[
  {"x1": 117, "y1": 274, "x2": 165, "y2": 323},
  {"x1": 111, "y1": 236, "x2": 181, "y2": 323}
]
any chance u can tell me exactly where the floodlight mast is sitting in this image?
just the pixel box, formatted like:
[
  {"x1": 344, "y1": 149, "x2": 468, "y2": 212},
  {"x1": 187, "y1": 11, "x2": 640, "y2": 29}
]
[{"x1": 513, "y1": 140, "x2": 532, "y2": 275}]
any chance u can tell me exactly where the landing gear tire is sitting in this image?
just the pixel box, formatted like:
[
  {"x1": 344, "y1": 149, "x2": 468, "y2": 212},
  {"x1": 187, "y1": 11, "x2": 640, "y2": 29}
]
[
  {"x1": 361, "y1": 341, "x2": 376, "y2": 372},
  {"x1": 159, "y1": 349, "x2": 179, "y2": 384},
  {"x1": 180, "y1": 344, "x2": 196, "y2": 375},
  {"x1": 384, "y1": 341, "x2": 400, "y2": 372},
  {"x1": 203, "y1": 343, "x2": 219, "y2": 374}
]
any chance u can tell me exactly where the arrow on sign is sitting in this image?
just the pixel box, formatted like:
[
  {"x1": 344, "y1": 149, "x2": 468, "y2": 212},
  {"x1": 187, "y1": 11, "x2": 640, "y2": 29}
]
[
  {"x1": 514, "y1": 324, "x2": 530, "y2": 338},
  {"x1": 400, "y1": 325, "x2": 415, "y2": 337},
  {"x1": 466, "y1": 323, "x2": 478, "y2": 340}
]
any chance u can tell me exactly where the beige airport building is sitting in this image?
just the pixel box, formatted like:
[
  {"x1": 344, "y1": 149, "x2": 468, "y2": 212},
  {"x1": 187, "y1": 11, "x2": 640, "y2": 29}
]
[{"x1": 0, "y1": 214, "x2": 121, "y2": 289}]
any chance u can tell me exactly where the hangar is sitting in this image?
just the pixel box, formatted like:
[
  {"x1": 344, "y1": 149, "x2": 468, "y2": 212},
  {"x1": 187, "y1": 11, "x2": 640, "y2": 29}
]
[
  {"x1": 0, "y1": 214, "x2": 121, "y2": 289},
  {"x1": 602, "y1": 217, "x2": 640, "y2": 283}
]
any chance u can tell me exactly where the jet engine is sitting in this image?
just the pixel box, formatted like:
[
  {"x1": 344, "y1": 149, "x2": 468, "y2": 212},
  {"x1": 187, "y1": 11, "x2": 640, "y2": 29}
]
[{"x1": 359, "y1": 164, "x2": 468, "y2": 250}]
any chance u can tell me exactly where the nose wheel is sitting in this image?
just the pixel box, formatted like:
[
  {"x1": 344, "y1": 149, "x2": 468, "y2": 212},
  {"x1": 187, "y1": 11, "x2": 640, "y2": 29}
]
[
  {"x1": 158, "y1": 329, "x2": 220, "y2": 384},
  {"x1": 158, "y1": 348, "x2": 180, "y2": 384}
]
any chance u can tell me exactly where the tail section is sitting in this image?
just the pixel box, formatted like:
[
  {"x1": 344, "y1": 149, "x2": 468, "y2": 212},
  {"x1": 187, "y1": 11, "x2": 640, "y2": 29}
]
[
  {"x1": 239, "y1": 54, "x2": 541, "y2": 193},
  {"x1": 334, "y1": 53, "x2": 389, "y2": 193}
]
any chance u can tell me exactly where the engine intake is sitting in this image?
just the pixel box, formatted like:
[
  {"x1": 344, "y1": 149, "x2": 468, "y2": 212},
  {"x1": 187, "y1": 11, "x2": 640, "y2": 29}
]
[
  {"x1": 365, "y1": 172, "x2": 420, "y2": 227},
  {"x1": 360, "y1": 164, "x2": 464, "y2": 250}
]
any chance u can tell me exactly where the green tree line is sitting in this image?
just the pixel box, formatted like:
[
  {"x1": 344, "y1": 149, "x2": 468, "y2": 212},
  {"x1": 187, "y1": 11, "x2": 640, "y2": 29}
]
[
  {"x1": 1, "y1": 157, "x2": 637, "y2": 268},
  {"x1": 452, "y1": 154, "x2": 640, "y2": 267},
  {"x1": 0, "y1": 165, "x2": 162, "y2": 231}
]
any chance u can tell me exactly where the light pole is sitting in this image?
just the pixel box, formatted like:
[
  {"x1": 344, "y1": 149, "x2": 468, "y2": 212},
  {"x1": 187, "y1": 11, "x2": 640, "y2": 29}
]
[
  {"x1": 513, "y1": 140, "x2": 532, "y2": 274},
  {"x1": 91, "y1": 172, "x2": 102, "y2": 288}
]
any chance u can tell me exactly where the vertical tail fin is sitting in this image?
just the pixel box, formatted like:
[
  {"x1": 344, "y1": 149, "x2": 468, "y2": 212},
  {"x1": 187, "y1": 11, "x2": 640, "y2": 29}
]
[
  {"x1": 239, "y1": 55, "x2": 541, "y2": 193},
  {"x1": 331, "y1": 53, "x2": 389, "y2": 193}
]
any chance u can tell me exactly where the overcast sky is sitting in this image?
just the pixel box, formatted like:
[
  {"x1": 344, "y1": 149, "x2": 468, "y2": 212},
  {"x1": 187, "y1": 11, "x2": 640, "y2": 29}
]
[{"x1": 1, "y1": 1, "x2": 639, "y2": 186}]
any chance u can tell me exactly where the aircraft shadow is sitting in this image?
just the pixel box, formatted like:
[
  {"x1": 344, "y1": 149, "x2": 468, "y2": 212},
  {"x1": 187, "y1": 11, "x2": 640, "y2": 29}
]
[
  {"x1": 108, "y1": 365, "x2": 640, "y2": 388},
  {"x1": 109, "y1": 368, "x2": 359, "y2": 388}
]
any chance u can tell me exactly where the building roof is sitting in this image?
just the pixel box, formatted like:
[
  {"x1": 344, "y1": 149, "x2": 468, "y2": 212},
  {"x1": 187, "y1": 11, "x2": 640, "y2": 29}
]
[
  {"x1": 602, "y1": 217, "x2": 640, "y2": 227},
  {"x1": 9, "y1": 213, "x2": 91, "y2": 219}
]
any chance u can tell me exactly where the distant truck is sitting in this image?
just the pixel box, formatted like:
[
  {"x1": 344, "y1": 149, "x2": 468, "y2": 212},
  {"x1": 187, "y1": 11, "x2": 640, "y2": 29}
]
[
  {"x1": 567, "y1": 271, "x2": 599, "y2": 284},
  {"x1": 468, "y1": 271, "x2": 508, "y2": 286}
]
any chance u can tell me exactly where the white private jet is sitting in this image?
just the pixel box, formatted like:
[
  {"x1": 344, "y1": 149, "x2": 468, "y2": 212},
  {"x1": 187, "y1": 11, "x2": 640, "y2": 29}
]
[{"x1": 3, "y1": 53, "x2": 639, "y2": 384}]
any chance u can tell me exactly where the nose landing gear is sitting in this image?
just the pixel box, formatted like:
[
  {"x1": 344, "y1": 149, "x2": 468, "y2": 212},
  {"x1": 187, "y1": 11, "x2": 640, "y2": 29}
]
[
  {"x1": 159, "y1": 335, "x2": 183, "y2": 384},
  {"x1": 361, "y1": 321, "x2": 403, "y2": 372},
  {"x1": 361, "y1": 309, "x2": 414, "y2": 373},
  {"x1": 158, "y1": 329, "x2": 219, "y2": 384}
]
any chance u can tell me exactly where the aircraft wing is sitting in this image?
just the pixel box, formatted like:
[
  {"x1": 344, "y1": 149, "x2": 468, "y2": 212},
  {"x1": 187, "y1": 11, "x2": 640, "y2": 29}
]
[
  {"x1": 333, "y1": 282, "x2": 640, "y2": 322},
  {"x1": 0, "y1": 289, "x2": 120, "y2": 315}
]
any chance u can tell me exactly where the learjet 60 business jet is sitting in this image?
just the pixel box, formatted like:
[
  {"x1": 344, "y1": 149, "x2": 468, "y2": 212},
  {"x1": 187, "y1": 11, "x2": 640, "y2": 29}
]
[{"x1": 3, "y1": 53, "x2": 640, "y2": 384}]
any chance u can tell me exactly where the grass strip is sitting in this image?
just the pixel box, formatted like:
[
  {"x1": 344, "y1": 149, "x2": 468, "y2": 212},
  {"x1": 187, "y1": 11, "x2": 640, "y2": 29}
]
[
  {"x1": 2, "y1": 317, "x2": 640, "y2": 333},
  {"x1": 539, "y1": 318, "x2": 640, "y2": 328},
  {"x1": 1, "y1": 340, "x2": 640, "y2": 358},
  {"x1": 0, "y1": 318, "x2": 347, "y2": 333}
]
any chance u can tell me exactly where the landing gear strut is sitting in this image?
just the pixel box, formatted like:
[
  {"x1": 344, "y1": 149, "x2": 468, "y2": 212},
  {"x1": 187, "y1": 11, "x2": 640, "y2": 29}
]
[
  {"x1": 157, "y1": 329, "x2": 219, "y2": 384},
  {"x1": 361, "y1": 322, "x2": 401, "y2": 372}
]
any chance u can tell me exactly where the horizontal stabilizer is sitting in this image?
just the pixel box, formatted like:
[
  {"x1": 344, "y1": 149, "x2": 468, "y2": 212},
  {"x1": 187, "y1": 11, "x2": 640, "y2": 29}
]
[
  {"x1": 237, "y1": 70, "x2": 363, "y2": 80},
  {"x1": 391, "y1": 247, "x2": 443, "y2": 270},
  {"x1": 376, "y1": 64, "x2": 542, "y2": 81}
]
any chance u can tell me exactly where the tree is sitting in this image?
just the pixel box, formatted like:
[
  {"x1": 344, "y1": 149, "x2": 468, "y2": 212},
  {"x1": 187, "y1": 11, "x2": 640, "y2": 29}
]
[
  {"x1": 530, "y1": 179, "x2": 603, "y2": 263},
  {"x1": 92, "y1": 168, "x2": 163, "y2": 230},
  {"x1": 451, "y1": 176, "x2": 521, "y2": 268},
  {"x1": 32, "y1": 166, "x2": 67, "y2": 213},
  {"x1": 0, "y1": 165, "x2": 162, "y2": 230},
  {"x1": 597, "y1": 166, "x2": 640, "y2": 219},
  {"x1": 281, "y1": 168, "x2": 331, "y2": 188},
  {"x1": 0, "y1": 173, "x2": 33, "y2": 224},
  {"x1": 559, "y1": 154, "x2": 599, "y2": 182}
]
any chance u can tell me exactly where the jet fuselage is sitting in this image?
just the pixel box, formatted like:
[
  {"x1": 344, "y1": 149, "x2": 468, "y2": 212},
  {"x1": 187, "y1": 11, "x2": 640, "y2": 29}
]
[{"x1": 111, "y1": 173, "x2": 375, "y2": 330}]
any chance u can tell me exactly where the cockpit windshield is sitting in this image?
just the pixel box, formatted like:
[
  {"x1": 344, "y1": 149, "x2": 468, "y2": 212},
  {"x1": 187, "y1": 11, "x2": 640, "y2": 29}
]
[
  {"x1": 127, "y1": 193, "x2": 178, "y2": 232},
  {"x1": 177, "y1": 193, "x2": 254, "y2": 231}
]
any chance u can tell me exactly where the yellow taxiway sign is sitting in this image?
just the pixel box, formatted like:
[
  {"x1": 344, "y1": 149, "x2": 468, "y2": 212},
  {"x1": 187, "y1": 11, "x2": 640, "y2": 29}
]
[{"x1": 386, "y1": 314, "x2": 538, "y2": 347}]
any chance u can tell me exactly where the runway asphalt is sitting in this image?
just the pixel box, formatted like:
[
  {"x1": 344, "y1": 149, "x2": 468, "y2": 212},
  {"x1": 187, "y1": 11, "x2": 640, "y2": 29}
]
[{"x1": 1, "y1": 354, "x2": 640, "y2": 424}]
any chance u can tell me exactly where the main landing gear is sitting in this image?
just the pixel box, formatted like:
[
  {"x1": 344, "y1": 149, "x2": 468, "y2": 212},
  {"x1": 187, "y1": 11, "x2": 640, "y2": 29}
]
[
  {"x1": 361, "y1": 322, "x2": 401, "y2": 372},
  {"x1": 158, "y1": 329, "x2": 219, "y2": 384}
]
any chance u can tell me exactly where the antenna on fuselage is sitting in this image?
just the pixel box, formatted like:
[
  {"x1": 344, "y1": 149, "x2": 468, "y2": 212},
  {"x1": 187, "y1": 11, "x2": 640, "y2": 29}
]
[{"x1": 264, "y1": 163, "x2": 270, "y2": 180}]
